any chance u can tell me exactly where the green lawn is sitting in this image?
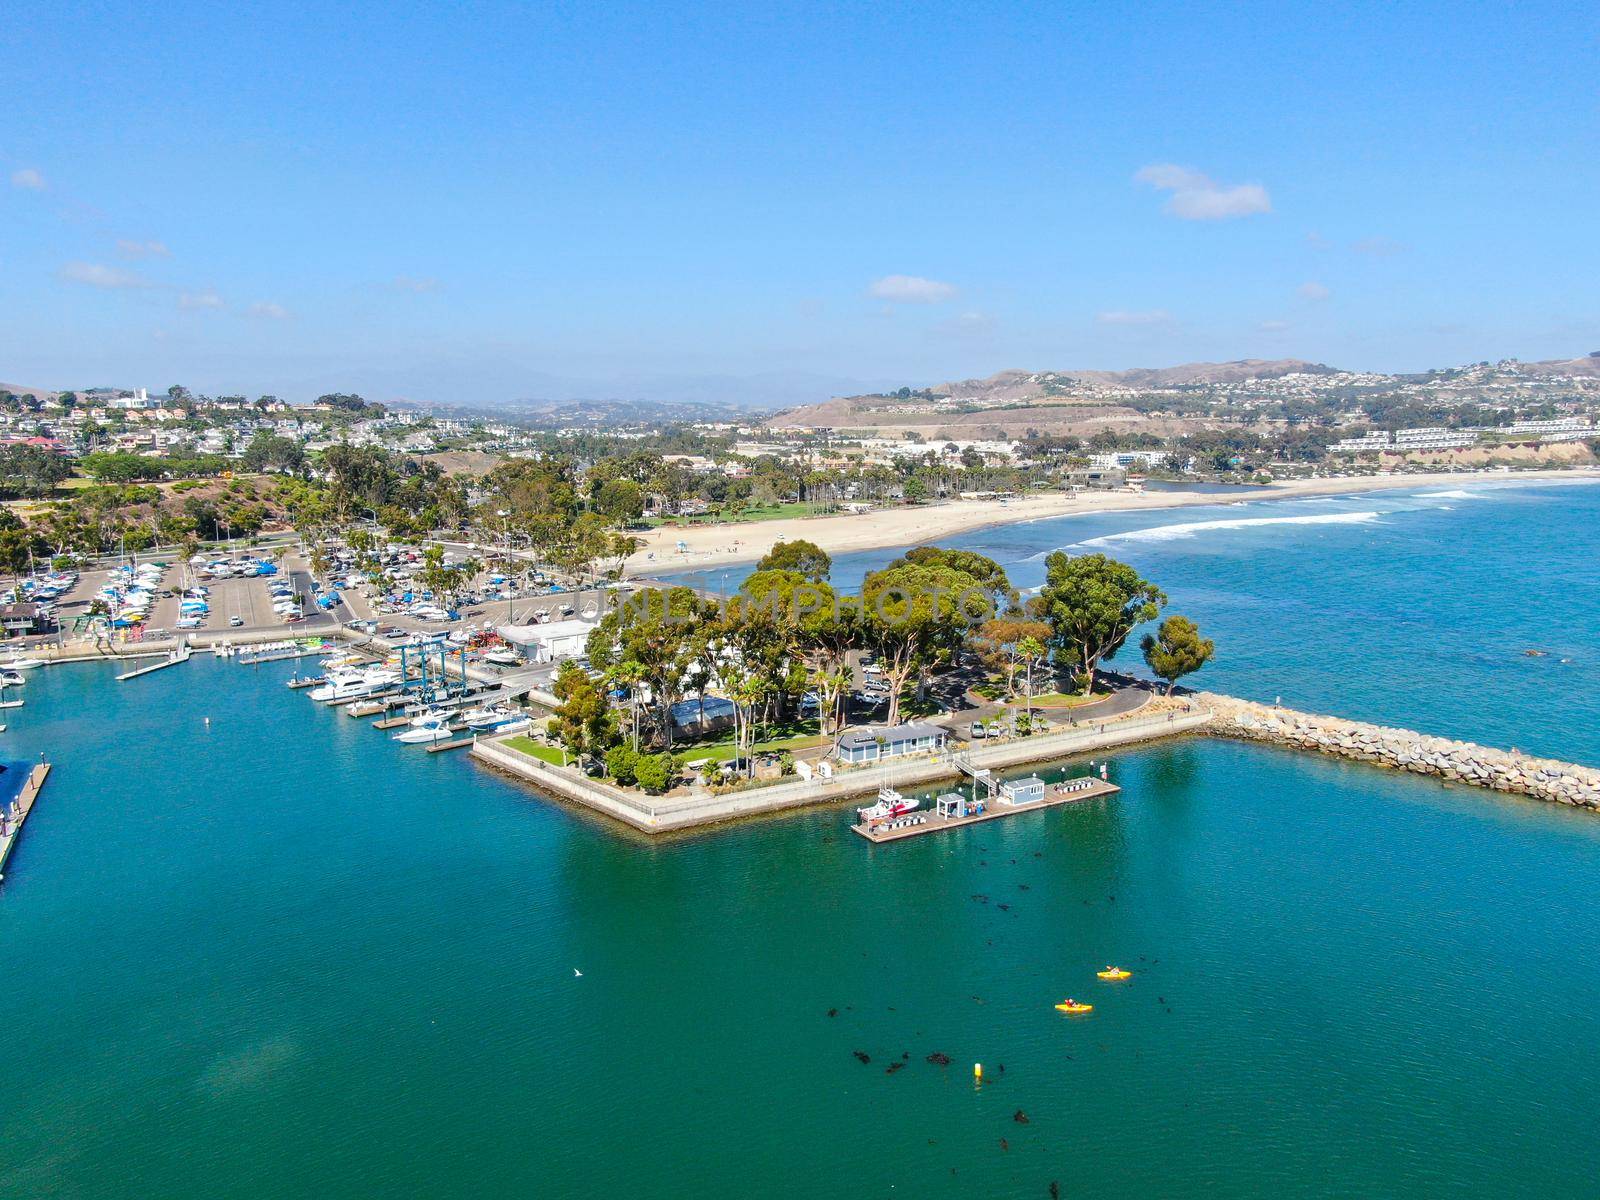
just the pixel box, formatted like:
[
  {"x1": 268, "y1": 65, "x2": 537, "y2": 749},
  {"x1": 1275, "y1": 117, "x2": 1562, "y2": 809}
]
[
  {"x1": 678, "y1": 719, "x2": 827, "y2": 764},
  {"x1": 501, "y1": 735, "x2": 567, "y2": 765},
  {"x1": 1028, "y1": 692, "x2": 1113, "y2": 708}
]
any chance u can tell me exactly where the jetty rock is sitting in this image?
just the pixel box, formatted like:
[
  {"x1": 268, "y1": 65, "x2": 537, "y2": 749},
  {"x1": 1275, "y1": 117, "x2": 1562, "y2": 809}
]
[{"x1": 1196, "y1": 693, "x2": 1600, "y2": 812}]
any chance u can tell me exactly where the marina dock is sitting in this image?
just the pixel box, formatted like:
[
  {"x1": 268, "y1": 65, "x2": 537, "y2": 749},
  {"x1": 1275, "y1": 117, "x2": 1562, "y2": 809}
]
[
  {"x1": 0, "y1": 761, "x2": 53, "y2": 879},
  {"x1": 852, "y1": 776, "x2": 1121, "y2": 843},
  {"x1": 115, "y1": 644, "x2": 192, "y2": 681}
]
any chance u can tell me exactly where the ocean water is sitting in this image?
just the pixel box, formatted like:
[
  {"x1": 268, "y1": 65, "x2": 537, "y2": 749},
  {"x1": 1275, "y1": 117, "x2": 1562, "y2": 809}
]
[
  {"x1": 665, "y1": 479, "x2": 1600, "y2": 764},
  {"x1": 5, "y1": 655, "x2": 1600, "y2": 1197}
]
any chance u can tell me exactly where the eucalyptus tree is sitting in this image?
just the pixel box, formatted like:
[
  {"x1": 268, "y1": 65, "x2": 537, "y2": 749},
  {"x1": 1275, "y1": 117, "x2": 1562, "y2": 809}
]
[
  {"x1": 1038, "y1": 552, "x2": 1166, "y2": 695},
  {"x1": 858, "y1": 557, "x2": 992, "y2": 726},
  {"x1": 585, "y1": 586, "x2": 716, "y2": 750}
]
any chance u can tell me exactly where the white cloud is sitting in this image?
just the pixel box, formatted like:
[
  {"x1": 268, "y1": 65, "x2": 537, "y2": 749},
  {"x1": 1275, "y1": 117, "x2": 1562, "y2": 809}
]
[
  {"x1": 392, "y1": 275, "x2": 441, "y2": 293},
  {"x1": 11, "y1": 167, "x2": 45, "y2": 190},
  {"x1": 1297, "y1": 281, "x2": 1330, "y2": 301},
  {"x1": 1097, "y1": 308, "x2": 1173, "y2": 326},
  {"x1": 117, "y1": 238, "x2": 171, "y2": 259},
  {"x1": 247, "y1": 301, "x2": 290, "y2": 320},
  {"x1": 1134, "y1": 164, "x2": 1271, "y2": 220},
  {"x1": 1351, "y1": 235, "x2": 1406, "y2": 257},
  {"x1": 180, "y1": 290, "x2": 224, "y2": 310},
  {"x1": 60, "y1": 261, "x2": 146, "y2": 289},
  {"x1": 868, "y1": 274, "x2": 957, "y2": 303}
]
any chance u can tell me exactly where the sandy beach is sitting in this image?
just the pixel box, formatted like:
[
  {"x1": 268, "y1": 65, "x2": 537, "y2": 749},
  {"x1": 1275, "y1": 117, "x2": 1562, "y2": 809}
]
[{"x1": 627, "y1": 467, "x2": 1600, "y2": 573}]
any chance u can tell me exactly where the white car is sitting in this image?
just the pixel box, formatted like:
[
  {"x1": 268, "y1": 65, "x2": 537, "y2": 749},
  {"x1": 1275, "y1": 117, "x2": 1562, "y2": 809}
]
[{"x1": 175, "y1": 616, "x2": 203, "y2": 630}]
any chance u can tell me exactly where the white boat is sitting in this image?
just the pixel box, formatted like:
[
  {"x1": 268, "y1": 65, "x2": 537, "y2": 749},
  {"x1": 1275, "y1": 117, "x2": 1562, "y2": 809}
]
[
  {"x1": 483, "y1": 648, "x2": 521, "y2": 666},
  {"x1": 0, "y1": 657, "x2": 45, "y2": 671},
  {"x1": 0, "y1": 670, "x2": 26, "y2": 687},
  {"x1": 856, "y1": 788, "x2": 919, "y2": 823},
  {"x1": 0, "y1": 698, "x2": 22, "y2": 710},
  {"x1": 310, "y1": 667, "x2": 399, "y2": 702},
  {"x1": 461, "y1": 705, "x2": 525, "y2": 731},
  {"x1": 393, "y1": 714, "x2": 455, "y2": 744}
]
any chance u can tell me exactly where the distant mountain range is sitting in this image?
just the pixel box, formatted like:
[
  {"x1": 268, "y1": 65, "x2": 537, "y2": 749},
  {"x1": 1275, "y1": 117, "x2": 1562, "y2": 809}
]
[{"x1": 765, "y1": 353, "x2": 1600, "y2": 438}]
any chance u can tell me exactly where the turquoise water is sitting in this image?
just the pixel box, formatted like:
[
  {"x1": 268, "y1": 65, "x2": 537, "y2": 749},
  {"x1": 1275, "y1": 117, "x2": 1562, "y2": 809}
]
[
  {"x1": 668, "y1": 479, "x2": 1600, "y2": 764},
  {"x1": 6, "y1": 654, "x2": 1600, "y2": 1196}
]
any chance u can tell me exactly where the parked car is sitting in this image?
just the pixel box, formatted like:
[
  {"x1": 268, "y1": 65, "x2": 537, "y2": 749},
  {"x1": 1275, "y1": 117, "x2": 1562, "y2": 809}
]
[
  {"x1": 229, "y1": 615, "x2": 245, "y2": 627},
  {"x1": 969, "y1": 721, "x2": 988, "y2": 739}
]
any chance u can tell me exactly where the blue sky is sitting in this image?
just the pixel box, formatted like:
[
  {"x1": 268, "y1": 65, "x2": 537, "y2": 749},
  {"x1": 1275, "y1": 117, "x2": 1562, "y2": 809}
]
[{"x1": 2, "y1": 1, "x2": 1596, "y2": 405}]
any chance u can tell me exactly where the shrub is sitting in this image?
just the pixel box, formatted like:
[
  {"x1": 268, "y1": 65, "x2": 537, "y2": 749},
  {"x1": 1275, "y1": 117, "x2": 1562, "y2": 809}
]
[
  {"x1": 605, "y1": 745, "x2": 639, "y2": 786},
  {"x1": 633, "y1": 752, "x2": 679, "y2": 795}
]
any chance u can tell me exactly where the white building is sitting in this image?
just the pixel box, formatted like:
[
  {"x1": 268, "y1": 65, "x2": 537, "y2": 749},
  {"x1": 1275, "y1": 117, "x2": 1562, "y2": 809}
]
[
  {"x1": 110, "y1": 388, "x2": 158, "y2": 410},
  {"x1": 495, "y1": 618, "x2": 597, "y2": 663}
]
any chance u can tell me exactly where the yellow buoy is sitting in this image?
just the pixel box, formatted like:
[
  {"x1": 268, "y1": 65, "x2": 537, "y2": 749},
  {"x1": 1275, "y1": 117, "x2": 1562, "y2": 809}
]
[{"x1": 974, "y1": 1062, "x2": 983, "y2": 1081}]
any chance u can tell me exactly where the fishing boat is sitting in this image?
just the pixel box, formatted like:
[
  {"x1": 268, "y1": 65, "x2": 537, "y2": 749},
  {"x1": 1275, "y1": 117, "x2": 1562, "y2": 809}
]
[{"x1": 856, "y1": 787, "x2": 919, "y2": 824}]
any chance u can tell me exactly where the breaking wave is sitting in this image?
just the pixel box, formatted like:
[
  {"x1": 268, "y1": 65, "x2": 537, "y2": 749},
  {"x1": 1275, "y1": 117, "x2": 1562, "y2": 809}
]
[{"x1": 1062, "y1": 509, "x2": 1384, "y2": 552}]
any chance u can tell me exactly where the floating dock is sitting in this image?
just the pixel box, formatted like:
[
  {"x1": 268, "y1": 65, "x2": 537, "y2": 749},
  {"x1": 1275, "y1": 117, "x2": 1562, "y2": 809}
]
[
  {"x1": 852, "y1": 777, "x2": 1120, "y2": 843},
  {"x1": 237, "y1": 642, "x2": 329, "y2": 665},
  {"x1": 427, "y1": 736, "x2": 475, "y2": 753},
  {"x1": 0, "y1": 761, "x2": 53, "y2": 879},
  {"x1": 116, "y1": 644, "x2": 192, "y2": 681}
]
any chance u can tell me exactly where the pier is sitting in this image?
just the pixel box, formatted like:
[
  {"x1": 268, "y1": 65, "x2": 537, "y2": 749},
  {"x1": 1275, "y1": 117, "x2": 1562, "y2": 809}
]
[
  {"x1": 0, "y1": 761, "x2": 53, "y2": 879},
  {"x1": 853, "y1": 776, "x2": 1120, "y2": 843},
  {"x1": 115, "y1": 644, "x2": 192, "y2": 681}
]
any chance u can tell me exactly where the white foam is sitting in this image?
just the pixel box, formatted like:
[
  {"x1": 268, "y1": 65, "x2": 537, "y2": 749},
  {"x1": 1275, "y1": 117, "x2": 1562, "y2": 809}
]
[
  {"x1": 1416, "y1": 489, "x2": 1482, "y2": 500},
  {"x1": 1068, "y1": 509, "x2": 1383, "y2": 550}
]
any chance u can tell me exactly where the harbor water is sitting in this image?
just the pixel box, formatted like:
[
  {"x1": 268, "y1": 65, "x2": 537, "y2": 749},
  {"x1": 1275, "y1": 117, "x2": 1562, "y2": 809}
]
[{"x1": 4, "y1": 480, "x2": 1600, "y2": 1197}]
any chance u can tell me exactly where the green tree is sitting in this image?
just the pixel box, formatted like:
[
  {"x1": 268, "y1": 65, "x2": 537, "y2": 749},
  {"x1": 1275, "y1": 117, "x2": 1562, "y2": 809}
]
[
  {"x1": 0, "y1": 444, "x2": 72, "y2": 497},
  {"x1": 1039, "y1": 552, "x2": 1166, "y2": 695},
  {"x1": 633, "y1": 751, "x2": 679, "y2": 795},
  {"x1": 755, "y1": 538, "x2": 831, "y2": 582},
  {"x1": 1141, "y1": 614, "x2": 1215, "y2": 694},
  {"x1": 595, "y1": 478, "x2": 645, "y2": 525},
  {"x1": 888, "y1": 546, "x2": 1015, "y2": 614},
  {"x1": 859, "y1": 557, "x2": 991, "y2": 725},
  {"x1": 584, "y1": 586, "x2": 715, "y2": 749},
  {"x1": 604, "y1": 744, "x2": 639, "y2": 785},
  {"x1": 549, "y1": 661, "x2": 617, "y2": 759}
]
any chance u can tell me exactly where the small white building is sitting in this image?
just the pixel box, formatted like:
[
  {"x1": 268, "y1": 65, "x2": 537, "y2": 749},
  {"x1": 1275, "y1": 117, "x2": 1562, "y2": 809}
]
[{"x1": 495, "y1": 618, "x2": 597, "y2": 663}]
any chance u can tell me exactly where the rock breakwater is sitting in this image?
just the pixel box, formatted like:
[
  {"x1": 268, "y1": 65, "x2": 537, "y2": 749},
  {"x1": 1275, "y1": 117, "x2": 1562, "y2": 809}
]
[{"x1": 1199, "y1": 693, "x2": 1600, "y2": 811}]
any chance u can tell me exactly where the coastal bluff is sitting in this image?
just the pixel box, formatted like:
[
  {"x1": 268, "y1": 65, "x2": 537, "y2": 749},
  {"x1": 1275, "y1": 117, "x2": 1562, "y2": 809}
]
[{"x1": 1199, "y1": 693, "x2": 1600, "y2": 811}]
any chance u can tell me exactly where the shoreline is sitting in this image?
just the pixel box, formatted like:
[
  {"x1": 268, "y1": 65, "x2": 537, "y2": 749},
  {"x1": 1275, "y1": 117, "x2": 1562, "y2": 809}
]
[{"x1": 627, "y1": 466, "x2": 1600, "y2": 571}]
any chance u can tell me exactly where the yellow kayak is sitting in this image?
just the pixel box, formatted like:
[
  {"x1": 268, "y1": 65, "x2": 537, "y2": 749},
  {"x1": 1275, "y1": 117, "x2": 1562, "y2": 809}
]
[
  {"x1": 1097, "y1": 967, "x2": 1132, "y2": 981},
  {"x1": 1054, "y1": 1000, "x2": 1093, "y2": 1014}
]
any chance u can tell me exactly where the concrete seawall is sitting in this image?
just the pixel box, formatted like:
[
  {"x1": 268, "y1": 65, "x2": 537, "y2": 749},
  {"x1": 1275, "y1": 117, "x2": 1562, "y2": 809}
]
[
  {"x1": 1198, "y1": 693, "x2": 1600, "y2": 811},
  {"x1": 474, "y1": 707, "x2": 1214, "y2": 833}
]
